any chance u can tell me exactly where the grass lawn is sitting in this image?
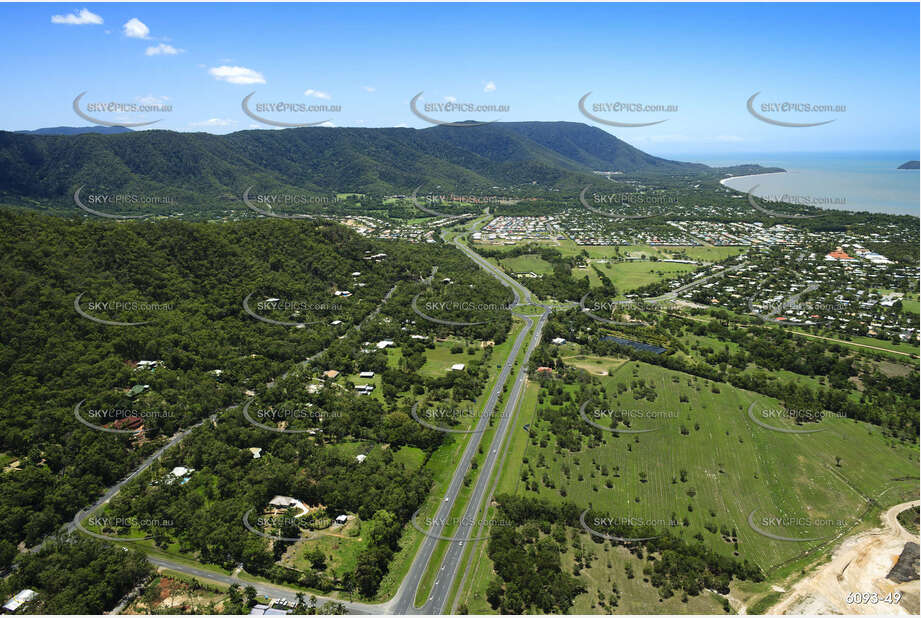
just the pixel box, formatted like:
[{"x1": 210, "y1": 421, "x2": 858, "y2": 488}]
[
  {"x1": 498, "y1": 254, "x2": 555, "y2": 275},
  {"x1": 286, "y1": 518, "x2": 365, "y2": 576},
  {"x1": 393, "y1": 445, "x2": 426, "y2": 470},
  {"x1": 580, "y1": 260, "x2": 700, "y2": 293},
  {"x1": 552, "y1": 240, "x2": 744, "y2": 264},
  {"x1": 515, "y1": 360, "x2": 918, "y2": 571},
  {"x1": 419, "y1": 338, "x2": 482, "y2": 377}
]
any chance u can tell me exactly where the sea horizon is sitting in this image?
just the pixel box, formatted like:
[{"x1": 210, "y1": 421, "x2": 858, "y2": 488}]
[{"x1": 669, "y1": 150, "x2": 919, "y2": 217}]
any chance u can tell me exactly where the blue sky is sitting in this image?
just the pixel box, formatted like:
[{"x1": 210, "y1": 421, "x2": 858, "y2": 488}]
[{"x1": 2, "y1": 2, "x2": 918, "y2": 157}]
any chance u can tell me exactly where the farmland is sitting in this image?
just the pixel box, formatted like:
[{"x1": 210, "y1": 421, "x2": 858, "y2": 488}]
[{"x1": 514, "y1": 360, "x2": 918, "y2": 570}]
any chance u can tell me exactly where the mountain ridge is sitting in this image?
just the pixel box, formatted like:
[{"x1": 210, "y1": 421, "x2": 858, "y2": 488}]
[{"x1": 0, "y1": 122, "x2": 781, "y2": 211}]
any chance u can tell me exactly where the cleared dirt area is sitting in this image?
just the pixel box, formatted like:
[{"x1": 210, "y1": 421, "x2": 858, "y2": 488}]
[{"x1": 768, "y1": 501, "x2": 920, "y2": 615}]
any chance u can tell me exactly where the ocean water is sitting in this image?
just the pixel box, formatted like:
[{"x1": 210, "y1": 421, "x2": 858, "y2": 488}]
[{"x1": 693, "y1": 151, "x2": 919, "y2": 217}]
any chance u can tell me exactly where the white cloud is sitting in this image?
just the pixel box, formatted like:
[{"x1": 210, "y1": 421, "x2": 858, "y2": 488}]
[
  {"x1": 209, "y1": 65, "x2": 266, "y2": 85},
  {"x1": 630, "y1": 134, "x2": 688, "y2": 144},
  {"x1": 394, "y1": 123, "x2": 409, "y2": 128},
  {"x1": 483, "y1": 81, "x2": 496, "y2": 93},
  {"x1": 633, "y1": 134, "x2": 746, "y2": 145},
  {"x1": 444, "y1": 96, "x2": 457, "y2": 103},
  {"x1": 146, "y1": 43, "x2": 183, "y2": 56},
  {"x1": 51, "y1": 8, "x2": 103, "y2": 25},
  {"x1": 136, "y1": 94, "x2": 169, "y2": 105},
  {"x1": 123, "y1": 18, "x2": 150, "y2": 39},
  {"x1": 304, "y1": 89, "x2": 331, "y2": 100},
  {"x1": 363, "y1": 86, "x2": 376, "y2": 92},
  {"x1": 319, "y1": 121, "x2": 336, "y2": 127},
  {"x1": 190, "y1": 118, "x2": 236, "y2": 127}
]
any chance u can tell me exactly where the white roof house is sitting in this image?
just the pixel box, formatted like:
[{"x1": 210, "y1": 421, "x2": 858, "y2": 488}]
[
  {"x1": 359, "y1": 371, "x2": 375, "y2": 378},
  {"x1": 355, "y1": 454, "x2": 367, "y2": 463},
  {"x1": 268, "y1": 495, "x2": 309, "y2": 517},
  {"x1": 170, "y1": 466, "x2": 192, "y2": 478},
  {"x1": 451, "y1": 363, "x2": 465, "y2": 371},
  {"x1": 376, "y1": 340, "x2": 395, "y2": 349},
  {"x1": 3, "y1": 590, "x2": 37, "y2": 613}
]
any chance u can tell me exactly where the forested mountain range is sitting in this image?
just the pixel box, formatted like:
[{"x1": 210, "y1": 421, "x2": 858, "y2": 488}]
[{"x1": 0, "y1": 122, "x2": 780, "y2": 214}]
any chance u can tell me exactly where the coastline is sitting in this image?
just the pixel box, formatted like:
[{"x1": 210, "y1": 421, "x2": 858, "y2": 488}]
[{"x1": 718, "y1": 171, "x2": 788, "y2": 189}]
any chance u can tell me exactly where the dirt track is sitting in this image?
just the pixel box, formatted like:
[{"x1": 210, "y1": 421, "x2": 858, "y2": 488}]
[{"x1": 768, "y1": 501, "x2": 920, "y2": 615}]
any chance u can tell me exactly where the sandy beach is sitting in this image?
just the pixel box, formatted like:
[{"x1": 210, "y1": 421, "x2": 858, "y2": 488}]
[{"x1": 719, "y1": 171, "x2": 789, "y2": 190}]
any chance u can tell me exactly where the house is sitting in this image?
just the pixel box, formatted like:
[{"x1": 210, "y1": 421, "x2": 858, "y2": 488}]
[
  {"x1": 334, "y1": 290, "x2": 352, "y2": 297},
  {"x1": 376, "y1": 340, "x2": 395, "y2": 349},
  {"x1": 249, "y1": 447, "x2": 262, "y2": 459},
  {"x1": 170, "y1": 466, "x2": 195, "y2": 479},
  {"x1": 551, "y1": 337, "x2": 566, "y2": 345},
  {"x1": 268, "y1": 495, "x2": 309, "y2": 517},
  {"x1": 355, "y1": 454, "x2": 367, "y2": 463},
  {"x1": 537, "y1": 366, "x2": 553, "y2": 375},
  {"x1": 330, "y1": 320, "x2": 343, "y2": 325},
  {"x1": 825, "y1": 248, "x2": 855, "y2": 261},
  {"x1": 359, "y1": 371, "x2": 375, "y2": 378},
  {"x1": 450, "y1": 363, "x2": 466, "y2": 371},
  {"x1": 323, "y1": 370, "x2": 340, "y2": 379},
  {"x1": 135, "y1": 360, "x2": 159, "y2": 370},
  {"x1": 335, "y1": 514, "x2": 349, "y2": 525},
  {"x1": 111, "y1": 416, "x2": 143, "y2": 432},
  {"x1": 3, "y1": 590, "x2": 36, "y2": 613}
]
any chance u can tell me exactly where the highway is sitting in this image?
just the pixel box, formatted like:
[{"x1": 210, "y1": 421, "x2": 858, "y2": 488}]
[
  {"x1": 389, "y1": 227, "x2": 545, "y2": 614},
  {"x1": 399, "y1": 228, "x2": 548, "y2": 614}
]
